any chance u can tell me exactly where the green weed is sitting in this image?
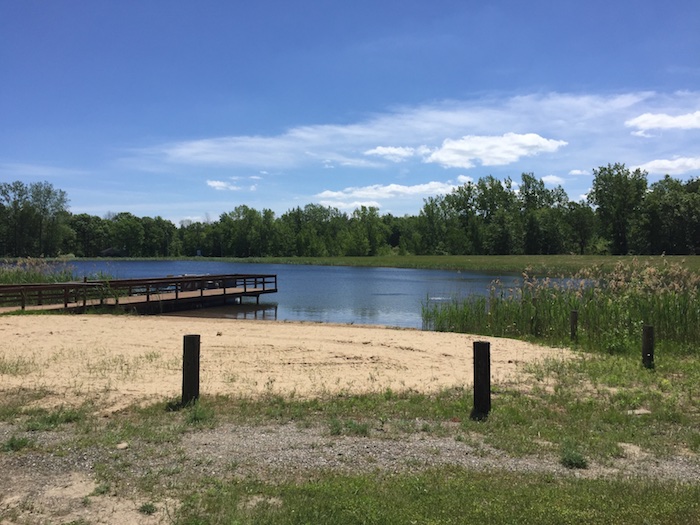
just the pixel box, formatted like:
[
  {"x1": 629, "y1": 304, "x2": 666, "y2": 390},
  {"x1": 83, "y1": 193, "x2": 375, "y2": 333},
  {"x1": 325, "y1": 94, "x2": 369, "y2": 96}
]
[{"x1": 1, "y1": 435, "x2": 33, "y2": 452}]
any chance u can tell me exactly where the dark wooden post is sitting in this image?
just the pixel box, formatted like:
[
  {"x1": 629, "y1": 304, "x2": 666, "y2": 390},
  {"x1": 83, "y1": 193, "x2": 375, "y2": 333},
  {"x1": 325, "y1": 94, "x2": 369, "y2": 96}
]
[
  {"x1": 642, "y1": 325, "x2": 654, "y2": 369},
  {"x1": 182, "y1": 334, "x2": 201, "y2": 406},
  {"x1": 570, "y1": 310, "x2": 578, "y2": 341},
  {"x1": 470, "y1": 341, "x2": 491, "y2": 420}
]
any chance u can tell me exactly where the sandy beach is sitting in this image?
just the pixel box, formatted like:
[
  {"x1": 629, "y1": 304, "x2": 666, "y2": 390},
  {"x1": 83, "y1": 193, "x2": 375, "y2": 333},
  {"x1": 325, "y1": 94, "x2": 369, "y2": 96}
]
[{"x1": 0, "y1": 314, "x2": 571, "y2": 411}]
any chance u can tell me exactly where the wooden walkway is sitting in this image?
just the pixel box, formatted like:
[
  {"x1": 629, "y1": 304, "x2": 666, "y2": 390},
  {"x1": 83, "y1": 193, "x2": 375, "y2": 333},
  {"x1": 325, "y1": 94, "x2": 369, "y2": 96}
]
[{"x1": 0, "y1": 274, "x2": 277, "y2": 314}]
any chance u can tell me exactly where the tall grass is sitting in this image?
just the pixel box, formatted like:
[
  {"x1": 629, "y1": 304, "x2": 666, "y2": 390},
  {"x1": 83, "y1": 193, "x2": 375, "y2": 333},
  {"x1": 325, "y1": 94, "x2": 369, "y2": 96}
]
[
  {"x1": 423, "y1": 259, "x2": 700, "y2": 355},
  {"x1": 0, "y1": 258, "x2": 76, "y2": 284}
]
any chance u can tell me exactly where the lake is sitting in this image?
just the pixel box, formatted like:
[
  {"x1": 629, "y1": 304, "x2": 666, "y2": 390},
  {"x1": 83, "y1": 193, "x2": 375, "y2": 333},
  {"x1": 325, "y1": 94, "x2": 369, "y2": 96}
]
[{"x1": 64, "y1": 260, "x2": 514, "y2": 329}]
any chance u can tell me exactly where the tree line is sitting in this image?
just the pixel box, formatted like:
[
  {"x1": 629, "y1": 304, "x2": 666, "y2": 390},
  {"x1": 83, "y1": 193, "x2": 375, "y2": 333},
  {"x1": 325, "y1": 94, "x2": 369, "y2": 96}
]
[{"x1": 1, "y1": 163, "x2": 698, "y2": 259}]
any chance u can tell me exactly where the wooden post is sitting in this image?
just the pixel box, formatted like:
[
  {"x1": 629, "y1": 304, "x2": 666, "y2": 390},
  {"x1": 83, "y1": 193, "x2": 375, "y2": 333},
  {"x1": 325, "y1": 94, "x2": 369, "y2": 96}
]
[
  {"x1": 470, "y1": 341, "x2": 491, "y2": 420},
  {"x1": 642, "y1": 325, "x2": 654, "y2": 369},
  {"x1": 570, "y1": 310, "x2": 578, "y2": 341},
  {"x1": 182, "y1": 334, "x2": 201, "y2": 406}
]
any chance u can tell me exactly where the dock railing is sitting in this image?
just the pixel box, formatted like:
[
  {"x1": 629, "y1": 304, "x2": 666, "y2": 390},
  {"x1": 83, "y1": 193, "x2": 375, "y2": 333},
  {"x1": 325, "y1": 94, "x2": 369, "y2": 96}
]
[{"x1": 0, "y1": 273, "x2": 277, "y2": 311}]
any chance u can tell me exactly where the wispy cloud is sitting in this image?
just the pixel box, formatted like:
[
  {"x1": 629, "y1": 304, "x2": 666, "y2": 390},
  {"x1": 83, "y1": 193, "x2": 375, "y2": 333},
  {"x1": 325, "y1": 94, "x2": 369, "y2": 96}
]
[
  {"x1": 625, "y1": 110, "x2": 700, "y2": 132},
  {"x1": 542, "y1": 175, "x2": 565, "y2": 185},
  {"x1": 634, "y1": 157, "x2": 700, "y2": 175},
  {"x1": 316, "y1": 180, "x2": 462, "y2": 210},
  {"x1": 206, "y1": 179, "x2": 241, "y2": 191},
  {"x1": 568, "y1": 169, "x2": 589, "y2": 176}
]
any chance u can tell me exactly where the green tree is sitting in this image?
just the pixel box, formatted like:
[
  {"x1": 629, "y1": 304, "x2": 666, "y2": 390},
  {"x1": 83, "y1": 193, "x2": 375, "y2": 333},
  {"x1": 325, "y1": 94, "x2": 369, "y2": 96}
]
[
  {"x1": 476, "y1": 176, "x2": 522, "y2": 255},
  {"x1": 0, "y1": 180, "x2": 70, "y2": 257},
  {"x1": 588, "y1": 163, "x2": 647, "y2": 255},
  {"x1": 348, "y1": 206, "x2": 389, "y2": 256},
  {"x1": 68, "y1": 213, "x2": 109, "y2": 257},
  {"x1": 637, "y1": 175, "x2": 700, "y2": 254},
  {"x1": 565, "y1": 201, "x2": 596, "y2": 255},
  {"x1": 29, "y1": 181, "x2": 69, "y2": 256},
  {"x1": 107, "y1": 212, "x2": 145, "y2": 256}
]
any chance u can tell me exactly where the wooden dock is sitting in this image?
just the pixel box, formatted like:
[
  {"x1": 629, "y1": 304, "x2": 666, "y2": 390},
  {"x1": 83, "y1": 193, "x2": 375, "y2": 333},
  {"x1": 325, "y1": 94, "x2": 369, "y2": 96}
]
[{"x1": 0, "y1": 274, "x2": 278, "y2": 314}]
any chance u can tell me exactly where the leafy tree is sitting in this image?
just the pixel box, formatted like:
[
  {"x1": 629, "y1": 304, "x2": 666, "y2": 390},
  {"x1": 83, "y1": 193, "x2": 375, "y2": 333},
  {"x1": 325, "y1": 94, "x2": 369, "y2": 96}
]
[
  {"x1": 107, "y1": 212, "x2": 145, "y2": 256},
  {"x1": 68, "y1": 213, "x2": 109, "y2": 257},
  {"x1": 0, "y1": 180, "x2": 69, "y2": 257},
  {"x1": 637, "y1": 175, "x2": 700, "y2": 254},
  {"x1": 565, "y1": 202, "x2": 596, "y2": 255},
  {"x1": 477, "y1": 176, "x2": 522, "y2": 255},
  {"x1": 442, "y1": 182, "x2": 481, "y2": 254},
  {"x1": 588, "y1": 163, "x2": 647, "y2": 255},
  {"x1": 417, "y1": 196, "x2": 449, "y2": 254}
]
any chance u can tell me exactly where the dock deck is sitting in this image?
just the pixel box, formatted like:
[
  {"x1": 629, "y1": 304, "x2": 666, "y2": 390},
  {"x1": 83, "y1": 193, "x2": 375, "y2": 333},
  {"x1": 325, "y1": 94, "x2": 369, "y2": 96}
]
[{"x1": 0, "y1": 274, "x2": 278, "y2": 314}]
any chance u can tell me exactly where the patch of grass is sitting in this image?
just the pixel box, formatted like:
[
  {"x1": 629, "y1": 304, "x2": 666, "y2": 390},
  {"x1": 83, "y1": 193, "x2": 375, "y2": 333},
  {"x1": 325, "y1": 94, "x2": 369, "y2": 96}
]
[
  {"x1": 1, "y1": 435, "x2": 33, "y2": 452},
  {"x1": 24, "y1": 405, "x2": 88, "y2": 431},
  {"x1": 560, "y1": 442, "x2": 588, "y2": 469},
  {"x1": 0, "y1": 355, "x2": 37, "y2": 376},
  {"x1": 173, "y1": 467, "x2": 700, "y2": 525},
  {"x1": 185, "y1": 400, "x2": 216, "y2": 427},
  {"x1": 240, "y1": 254, "x2": 700, "y2": 275},
  {"x1": 138, "y1": 502, "x2": 157, "y2": 515},
  {"x1": 91, "y1": 483, "x2": 111, "y2": 496},
  {"x1": 328, "y1": 418, "x2": 371, "y2": 437},
  {"x1": 0, "y1": 389, "x2": 48, "y2": 421}
]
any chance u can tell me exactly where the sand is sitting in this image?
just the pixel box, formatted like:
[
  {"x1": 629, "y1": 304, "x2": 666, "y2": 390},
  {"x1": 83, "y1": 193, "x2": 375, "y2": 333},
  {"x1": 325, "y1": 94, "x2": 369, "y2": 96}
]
[{"x1": 0, "y1": 314, "x2": 571, "y2": 411}]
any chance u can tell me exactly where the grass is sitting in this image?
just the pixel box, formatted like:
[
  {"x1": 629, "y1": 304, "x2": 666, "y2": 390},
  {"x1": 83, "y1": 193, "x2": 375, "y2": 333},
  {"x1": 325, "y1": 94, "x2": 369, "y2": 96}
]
[
  {"x1": 2, "y1": 435, "x2": 33, "y2": 452},
  {"x1": 62, "y1": 254, "x2": 700, "y2": 275},
  {"x1": 173, "y1": 468, "x2": 700, "y2": 525},
  {"x1": 24, "y1": 405, "x2": 89, "y2": 431}
]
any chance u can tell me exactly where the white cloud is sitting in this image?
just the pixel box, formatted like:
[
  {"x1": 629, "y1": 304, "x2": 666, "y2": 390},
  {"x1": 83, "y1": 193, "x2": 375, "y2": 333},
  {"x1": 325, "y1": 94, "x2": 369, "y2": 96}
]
[
  {"x1": 633, "y1": 157, "x2": 700, "y2": 175},
  {"x1": 425, "y1": 133, "x2": 567, "y2": 169},
  {"x1": 625, "y1": 110, "x2": 700, "y2": 131},
  {"x1": 206, "y1": 180, "x2": 241, "y2": 191},
  {"x1": 364, "y1": 146, "x2": 417, "y2": 162},
  {"x1": 316, "y1": 199, "x2": 383, "y2": 211},
  {"x1": 542, "y1": 175, "x2": 564, "y2": 185},
  {"x1": 568, "y1": 169, "x2": 589, "y2": 176},
  {"x1": 317, "y1": 181, "x2": 458, "y2": 201},
  {"x1": 457, "y1": 175, "x2": 473, "y2": 183}
]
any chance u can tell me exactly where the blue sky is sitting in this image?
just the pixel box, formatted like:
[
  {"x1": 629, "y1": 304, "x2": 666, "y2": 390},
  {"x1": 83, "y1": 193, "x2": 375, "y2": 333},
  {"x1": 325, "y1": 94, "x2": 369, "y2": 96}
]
[{"x1": 2, "y1": 1, "x2": 700, "y2": 223}]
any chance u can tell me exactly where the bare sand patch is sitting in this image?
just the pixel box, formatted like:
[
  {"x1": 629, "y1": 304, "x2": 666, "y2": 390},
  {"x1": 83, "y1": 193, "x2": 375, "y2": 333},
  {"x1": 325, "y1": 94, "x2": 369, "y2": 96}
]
[{"x1": 0, "y1": 314, "x2": 571, "y2": 410}]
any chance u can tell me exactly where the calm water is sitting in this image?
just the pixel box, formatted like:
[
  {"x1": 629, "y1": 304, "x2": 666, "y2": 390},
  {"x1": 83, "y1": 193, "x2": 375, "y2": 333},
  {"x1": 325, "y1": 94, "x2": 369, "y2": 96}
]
[{"x1": 64, "y1": 260, "x2": 514, "y2": 329}]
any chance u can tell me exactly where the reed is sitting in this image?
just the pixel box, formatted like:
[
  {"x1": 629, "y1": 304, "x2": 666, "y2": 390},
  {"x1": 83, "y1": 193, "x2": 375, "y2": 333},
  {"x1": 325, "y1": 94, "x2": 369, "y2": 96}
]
[
  {"x1": 423, "y1": 258, "x2": 700, "y2": 355},
  {"x1": 0, "y1": 258, "x2": 76, "y2": 284}
]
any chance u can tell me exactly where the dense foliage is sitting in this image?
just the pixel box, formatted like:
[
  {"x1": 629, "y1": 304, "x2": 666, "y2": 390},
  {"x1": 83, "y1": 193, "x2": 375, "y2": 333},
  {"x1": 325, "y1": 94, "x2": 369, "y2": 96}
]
[{"x1": 2, "y1": 163, "x2": 699, "y2": 258}]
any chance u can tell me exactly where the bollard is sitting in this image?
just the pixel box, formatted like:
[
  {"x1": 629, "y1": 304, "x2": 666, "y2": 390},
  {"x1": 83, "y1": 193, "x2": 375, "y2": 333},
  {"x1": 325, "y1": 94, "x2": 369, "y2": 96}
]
[
  {"x1": 470, "y1": 341, "x2": 491, "y2": 420},
  {"x1": 642, "y1": 325, "x2": 654, "y2": 369},
  {"x1": 182, "y1": 334, "x2": 201, "y2": 406},
  {"x1": 570, "y1": 310, "x2": 578, "y2": 341}
]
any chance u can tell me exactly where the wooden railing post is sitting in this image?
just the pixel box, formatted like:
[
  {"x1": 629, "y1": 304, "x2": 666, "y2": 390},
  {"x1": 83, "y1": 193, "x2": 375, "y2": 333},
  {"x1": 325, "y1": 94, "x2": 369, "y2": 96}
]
[
  {"x1": 182, "y1": 334, "x2": 201, "y2": 406},
  {"x1": 470, "y1": 341, "x2": 491, "y2": 420}
]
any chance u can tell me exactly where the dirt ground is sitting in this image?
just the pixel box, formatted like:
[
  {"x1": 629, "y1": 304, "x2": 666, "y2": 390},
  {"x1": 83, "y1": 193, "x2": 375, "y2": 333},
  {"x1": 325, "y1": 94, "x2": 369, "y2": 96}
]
[{"x1": 0, "y1": 314, "x2": 571, "y2": 412}]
